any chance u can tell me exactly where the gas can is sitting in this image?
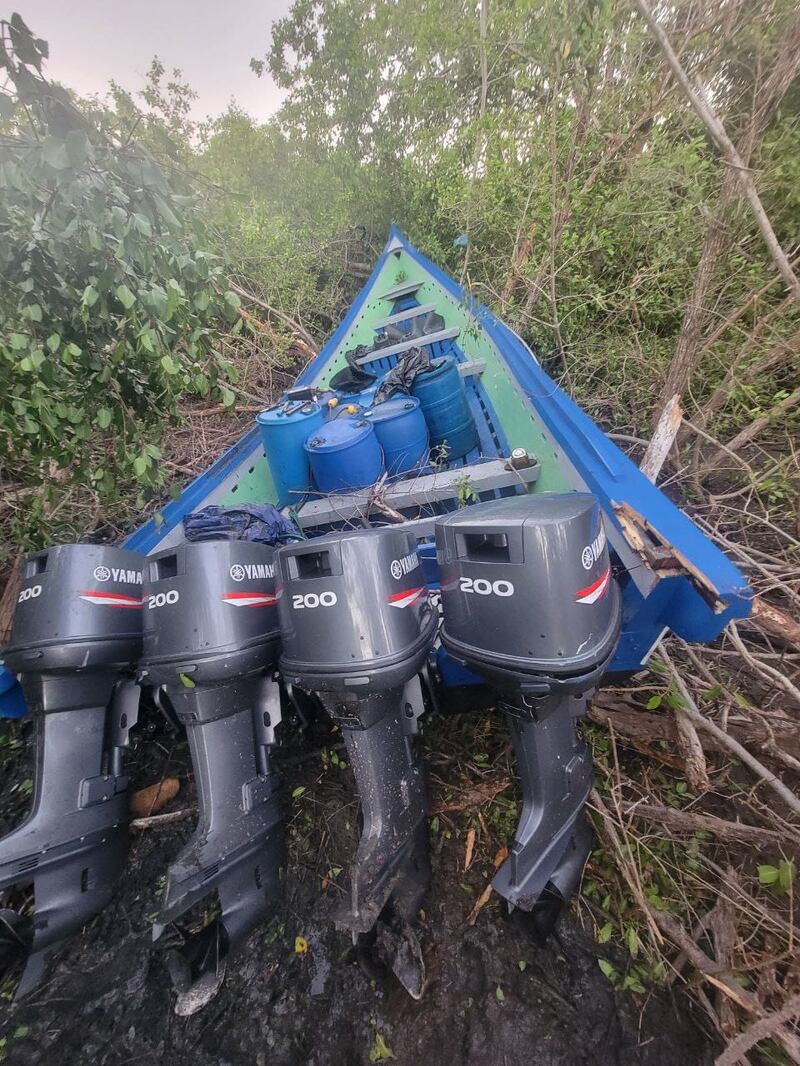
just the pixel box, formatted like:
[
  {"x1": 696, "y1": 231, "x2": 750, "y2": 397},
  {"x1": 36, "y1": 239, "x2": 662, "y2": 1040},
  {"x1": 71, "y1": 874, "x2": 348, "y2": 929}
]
[
  {"x1": 411, "y1": 356, "x2": 478, "y2": 459},
  {"x1": 305, "y1": 417, "x2": 384, "y2": 493},
  {"x1": 366, "y1": 395, "x2": 429, "y2": 475},
  {"x1": 256, "y1": 400, "x2": 325, "y2": 507}
]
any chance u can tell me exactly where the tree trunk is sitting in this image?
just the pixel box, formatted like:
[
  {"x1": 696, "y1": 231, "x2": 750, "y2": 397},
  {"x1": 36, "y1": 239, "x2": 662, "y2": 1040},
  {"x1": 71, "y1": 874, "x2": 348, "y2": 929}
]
[{"x1": 648, "y1": 7, "x2": 800, "y2": 411}]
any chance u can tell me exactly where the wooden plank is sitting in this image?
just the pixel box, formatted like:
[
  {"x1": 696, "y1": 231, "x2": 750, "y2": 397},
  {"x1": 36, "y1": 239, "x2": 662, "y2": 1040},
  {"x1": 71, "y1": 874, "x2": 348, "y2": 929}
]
[
  {"x1": 372, "y1": 303, "x2": 436, "y2": 329},
  {"x1": 296, "y1": 459, "x2": 540, "y2": 529},
  {"x1": 458, "y1": 360, "x2": 486, "y2": 378},
  {"x1": 356, "y1": 327, "x2": 461, "y2": 365},
  {"x1": 379, "y1": 280, "x2": 424, "y2": 301}
]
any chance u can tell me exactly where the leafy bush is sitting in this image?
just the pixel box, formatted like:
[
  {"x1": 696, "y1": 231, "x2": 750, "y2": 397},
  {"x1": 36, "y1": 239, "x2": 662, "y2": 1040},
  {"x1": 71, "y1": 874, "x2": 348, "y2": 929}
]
[{"x1": 0, "y1": 15, "x2": 240, "y2": 548}]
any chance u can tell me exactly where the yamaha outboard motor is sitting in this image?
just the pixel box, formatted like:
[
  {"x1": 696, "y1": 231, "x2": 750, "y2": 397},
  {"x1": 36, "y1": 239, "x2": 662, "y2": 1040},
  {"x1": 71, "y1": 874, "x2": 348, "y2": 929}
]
[
  {"x1": 138, "y1": 541, "x2": 284, "y2": 1012},
  {"x1": 436, "y1": 494, "x2": 622, "y2": 935},
  {"x1": 277, "y1": 528, "x2": 437, "y2": 997},
  {"x1": 0, "y1": 544, "x2": 143, "y2": 994}
]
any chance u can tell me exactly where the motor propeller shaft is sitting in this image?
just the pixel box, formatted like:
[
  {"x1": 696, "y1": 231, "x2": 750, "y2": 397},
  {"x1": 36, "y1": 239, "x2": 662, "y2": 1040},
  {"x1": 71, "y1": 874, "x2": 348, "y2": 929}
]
[
  {"x1": 139, "y1": 540, "x2": 285, "y2": 1006},
  {"x1": 437, "y1": 494, "x2": 622, "y2": 930},
  {"x1": 277, "y1": 529, "x2": 436, "y2": 994},
  {"x1": 0, "y1": 544, "x2": 143, "y2": 995}
]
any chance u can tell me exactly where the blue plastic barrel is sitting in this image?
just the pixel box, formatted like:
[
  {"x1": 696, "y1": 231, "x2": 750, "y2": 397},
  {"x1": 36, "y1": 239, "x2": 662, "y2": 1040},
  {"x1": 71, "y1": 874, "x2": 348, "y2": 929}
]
[
  {"x1": 256, "y1": 401, "x2": 325, "y2": 507},
  {"x1": 411, "y1": 357, "x2": 479, "y2": 459},
  {"x1": 366, "y1": 396, "x2": 429, "y2": 475},
  {"x1": 0, "y1": 665, "x2": 26, "y2": 719},
  {"x1": 305, "y1": 417, "x2": 384, "y2": 494}
]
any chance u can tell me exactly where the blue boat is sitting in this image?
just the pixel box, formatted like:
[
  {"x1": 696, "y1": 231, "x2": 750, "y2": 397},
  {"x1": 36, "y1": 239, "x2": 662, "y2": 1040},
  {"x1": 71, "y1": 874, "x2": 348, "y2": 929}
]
[
  {"x1": 0, "y1": 228, "x2": 752, "y2": 715},
  {"x1": 127, "y1": 225, "x2": 753, "y2": 665}
]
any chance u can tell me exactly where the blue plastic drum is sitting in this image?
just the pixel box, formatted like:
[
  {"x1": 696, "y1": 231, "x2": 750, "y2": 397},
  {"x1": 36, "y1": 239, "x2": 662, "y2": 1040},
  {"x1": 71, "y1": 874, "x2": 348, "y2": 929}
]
[
  {"x1": 411, "y1": 356, "x2": 479, "y2": 459},
  {"x1": 256, "y1": 401, "x2": 325, "y2": 507},
  {"x1": 0, "y1": 665, "x2": 26, "y2": 719},
  {"x1": 305, "y1": 417, "x2": 384, "y2": 494},
  {"x1": 366, "y1": 396, "x2": 429, "y2": 475}
]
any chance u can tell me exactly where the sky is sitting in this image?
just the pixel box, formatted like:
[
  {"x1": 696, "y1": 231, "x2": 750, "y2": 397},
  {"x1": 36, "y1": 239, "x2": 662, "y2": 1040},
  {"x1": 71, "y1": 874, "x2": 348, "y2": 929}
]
[{"x1": 11, "y1": 0, "x2": 294, "y2": 122}]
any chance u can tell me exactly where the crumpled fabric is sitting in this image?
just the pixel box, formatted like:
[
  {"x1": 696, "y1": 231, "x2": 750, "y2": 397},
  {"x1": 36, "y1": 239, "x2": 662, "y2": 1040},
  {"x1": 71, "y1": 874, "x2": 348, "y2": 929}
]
[
  {"x1": 183, "y1": 504, "x2": 303, "y2": 545},
  {"x1": 374, "y1": 346, "x2": 442, "y2": 404}
]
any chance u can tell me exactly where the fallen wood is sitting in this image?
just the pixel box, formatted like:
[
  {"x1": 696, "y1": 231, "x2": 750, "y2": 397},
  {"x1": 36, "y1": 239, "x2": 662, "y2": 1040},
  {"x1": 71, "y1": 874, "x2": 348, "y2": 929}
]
[
  {"x1": 744, "y1": 595, "x2": 800, "y2": 653},
  {"x1": 590, "y1": 693, "x2": 800, "y2": 761},
  {"x1": 130, "y1": 808, "x2": 192, "y2": 830},
  {"x1": 670, "y1": 668, "x2": 711, "y2": 794},
  {"x1": 618, "y1": 800, "x2": 796, "y2": 852},
  {"x1": 228, "y1": 280, "x2": 319, "y2": 356},
  {"x1": 659, "y1": 642, "x2": 800, "y2": 818},
  {"x1": 700, "y1": 385, "x2": 800, "y2": 472},
  {"x1": 716, "y1": 993, "x2": 800, "y2": 1066},
  {"x1": 464, "y1": 827, "x2": 476, "y2": 871},
  {"x1": 188, "y1": 403, "x2": 263, "y2": 418},
  {"x1": 640, "y1": 393, "x2": 682, "y2": 483},
  {"x1": 429, "y1": 777, "x2": 511, "y2": 816},
  {"x1": 465, "y1": 845, "x2": 508, "y2": 927}
]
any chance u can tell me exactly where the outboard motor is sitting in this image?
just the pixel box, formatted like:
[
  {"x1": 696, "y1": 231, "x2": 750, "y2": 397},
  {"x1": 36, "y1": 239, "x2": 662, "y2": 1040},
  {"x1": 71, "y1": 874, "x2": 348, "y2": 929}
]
[
  {"x1": 138, "y1": 541, "x2": 284, "y2": 1012},
  {"x1": 436, "y1": 494, "x2": 622, "y2": 935},
  {"x1": 0, "y1": 544, "x2": 143, "y2": 994},
  {"x1": 276, "y1": 528, "x2": 437, "y2": 997}
]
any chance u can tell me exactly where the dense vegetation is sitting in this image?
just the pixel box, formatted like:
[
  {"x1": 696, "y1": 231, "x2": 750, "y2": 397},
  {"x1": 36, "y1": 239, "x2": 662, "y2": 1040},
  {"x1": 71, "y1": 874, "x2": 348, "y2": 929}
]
[
  {"x1": 0, "y1": 4, "x2": 799, "y2": 1057},
  {"x1": 2, "y1": 2, "x2": 798, "y2": 549}
]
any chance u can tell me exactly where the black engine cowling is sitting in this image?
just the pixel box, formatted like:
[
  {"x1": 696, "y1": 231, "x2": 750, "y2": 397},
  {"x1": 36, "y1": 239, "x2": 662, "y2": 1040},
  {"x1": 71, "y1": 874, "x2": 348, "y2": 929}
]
[{"x1": 436, "y1": 494, "x2": 622, "y2": 928}]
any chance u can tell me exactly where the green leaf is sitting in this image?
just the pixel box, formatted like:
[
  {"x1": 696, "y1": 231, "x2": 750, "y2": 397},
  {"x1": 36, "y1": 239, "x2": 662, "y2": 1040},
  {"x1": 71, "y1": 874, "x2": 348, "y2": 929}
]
[
  {"x1": 116, "y1": 284, "x2": 136, "y2": 310},
  {"x1": 132, "y1": 213, "x2": 152, "y2": 237},
  {"x1": 626, "y1": 926, "x2": 639, "y2": 958},
  {"x1": 65, "y1": 129, "x2": 91, "y2": 168},
  {"x1": 778, "y1": 861, "x2": 796, "y2": 893},
  {"x1": 42, "y1": 136, "x2": 70, "y2": 170},
  {"x1": 153, "y1": 194, "x2": 180, "y2": 228},
  {"x1": 9, "y1": 333, "x2": 28, "y2": 350},
  {"x1": 291, "y1": 786, "x2": 306, "y2": 799},
  {"x1": 133, "y1": 455, "x2": 149, "y2": 477},
  {"x1": 220, "y1": 386, "x2": 236, "y2": 408},
  {"x1": 24, "y1": 303, "x2": 42, "y2": 322},
  {"x1": 0, "y1": 94, "x2": 16, "y2": 120},
  {"x1": 160, "y1": 354, "x2": 179, "y2": 375},
  {"x1": 598, "y1": 959, "x2": 617, "y2": 982},
  {"x1": 645, "y1": 694, "x2": 662, "y2": 710},
  {"x1": 82, "y1": 285, "x2": 99, "y2": 308},
  {"x1": 369, "y1": 1034, "x2": 395, "y2": 1062},
  {"x1": 223, "y1": 290, "x2": 242, "y2": 310},
  {"x1": 597, "y1": 922, "x2": 613, "y2": 944},
  {"x1": 758, "y1": 864, "x2": 779, "y2": 886},
  {"x1": 495, "y1": 985, "x2": 505, "y2": 1002},
  {"x1": 517, "y1": 960, "x2": 527, "y2": 971},
  {"x1": 179, "y1": 673, "x2": 196, "y2": 689},
  {"x1": 46, "y1": 333, "x2": 60, "y2": 352},
  {"x1": 96, "y1": 407, "x2": 112, "y2": 429},
  {"x1": 700, "y1": 685, "x2": 722, "y2": 701}
]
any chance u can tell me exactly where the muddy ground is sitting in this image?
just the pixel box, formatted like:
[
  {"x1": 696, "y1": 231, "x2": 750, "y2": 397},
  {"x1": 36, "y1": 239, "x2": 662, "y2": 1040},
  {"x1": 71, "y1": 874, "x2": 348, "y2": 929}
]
[{"x1": 0, "y1": 711, "x2": 716, "y2": 1066}]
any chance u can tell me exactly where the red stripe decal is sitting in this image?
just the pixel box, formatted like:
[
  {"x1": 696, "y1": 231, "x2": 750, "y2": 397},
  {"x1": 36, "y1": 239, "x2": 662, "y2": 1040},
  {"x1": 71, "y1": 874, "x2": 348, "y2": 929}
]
[
  {"x1": 79, "y1": 590, "x2": 142, "y2": 609},
  {"x1": 575, "y1": 567, "x2": 611, "y2": 604},
  {"x1": 386, "y1": 586, "x2": 426, "y2": 609},
  {"x1": 222, "y1": 591, "x2": 277, "y2": 608}
]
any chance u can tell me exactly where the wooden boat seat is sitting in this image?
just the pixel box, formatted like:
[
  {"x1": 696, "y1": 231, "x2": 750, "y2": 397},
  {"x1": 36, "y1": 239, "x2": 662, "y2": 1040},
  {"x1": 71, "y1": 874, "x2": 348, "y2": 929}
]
[
  {"x1": 372, "y1": 303, "x2": 437, "y2": 329},
  {"x1": 295, "y1": 457, "x2": 540, "y2": 531}
]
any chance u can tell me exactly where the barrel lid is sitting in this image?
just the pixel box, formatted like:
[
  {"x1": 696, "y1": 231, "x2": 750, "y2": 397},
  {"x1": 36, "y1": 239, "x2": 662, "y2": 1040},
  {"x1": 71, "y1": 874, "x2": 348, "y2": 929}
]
[
  {"x1": 257, "y1": 400, "x2": 322, "y2": 426},
  {"x1": 366, "y1": 395, "x2": 421, "y2": 422},
  {"x1": 305, "y1": 416, "x2": 376, "y2": 454},
  {"x1": 413, "y1": 356, "x2": 452, "y2": 382}
]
